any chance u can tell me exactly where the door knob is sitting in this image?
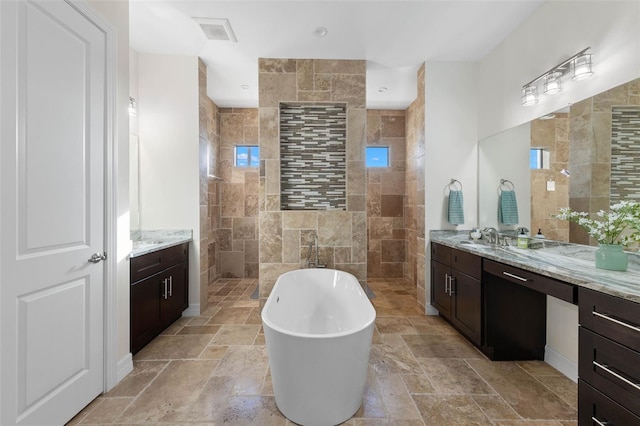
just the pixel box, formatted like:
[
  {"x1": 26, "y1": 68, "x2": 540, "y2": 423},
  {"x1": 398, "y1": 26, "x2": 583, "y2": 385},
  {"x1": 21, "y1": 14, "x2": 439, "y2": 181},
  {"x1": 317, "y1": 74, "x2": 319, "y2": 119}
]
[{"x1": 88, "y1": 252, "x2": 107, "y2": 263}]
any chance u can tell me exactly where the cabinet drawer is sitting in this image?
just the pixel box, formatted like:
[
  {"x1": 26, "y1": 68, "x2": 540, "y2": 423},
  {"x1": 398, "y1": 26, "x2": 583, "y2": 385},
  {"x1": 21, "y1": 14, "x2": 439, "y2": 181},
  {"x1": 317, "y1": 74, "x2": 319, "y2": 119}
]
[
  {"x1": 580, "y1": 287, "x2": 640, "y2": 353},
  {"x1": 483, "y1": 260, "x2": 576, "y2": 303},
  {"x1": 579, "y1": 327, "x2": 640, "y2": 417},
  {"x1": 579, "y1": 380, "x2": 640, "y2": 426},
  {"x1": 131, "y1": 243, "x2": 189, "y2": 283},
  {"x1": 451, "y1": 248, "x2": 481, "y2": 280},
  {"x1": 431, "y1": 242, "x2": 451, "y2": 265}
]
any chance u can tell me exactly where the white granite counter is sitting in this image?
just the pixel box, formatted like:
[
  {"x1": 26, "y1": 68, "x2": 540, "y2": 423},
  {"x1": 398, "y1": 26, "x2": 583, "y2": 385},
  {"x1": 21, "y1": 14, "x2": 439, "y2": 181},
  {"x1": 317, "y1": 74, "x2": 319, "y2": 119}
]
[
  {"x1": 130, "y1": 229, "x2": 192, "y2": 258},
  {"x1": 430, "y1": 230, "x2": 640, "y2": 304}
]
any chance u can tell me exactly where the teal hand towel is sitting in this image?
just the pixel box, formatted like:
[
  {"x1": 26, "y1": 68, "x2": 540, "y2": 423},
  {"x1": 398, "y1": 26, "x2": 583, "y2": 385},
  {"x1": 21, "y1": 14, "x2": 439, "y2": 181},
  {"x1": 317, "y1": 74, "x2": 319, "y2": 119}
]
[
  {"x1": 498, "y1": 190, "x2": 519, "y2": 225},
  {"x1": 448, "y1": 190, "x2": 465, "y2": 225}
]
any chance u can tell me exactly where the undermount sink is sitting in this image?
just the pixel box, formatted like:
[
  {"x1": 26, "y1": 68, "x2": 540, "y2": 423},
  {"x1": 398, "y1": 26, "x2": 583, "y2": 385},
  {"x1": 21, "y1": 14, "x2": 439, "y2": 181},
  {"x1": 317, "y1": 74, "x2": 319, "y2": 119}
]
[{"x1": 458, "y1": 240, "x2": 489, "y2": 248}]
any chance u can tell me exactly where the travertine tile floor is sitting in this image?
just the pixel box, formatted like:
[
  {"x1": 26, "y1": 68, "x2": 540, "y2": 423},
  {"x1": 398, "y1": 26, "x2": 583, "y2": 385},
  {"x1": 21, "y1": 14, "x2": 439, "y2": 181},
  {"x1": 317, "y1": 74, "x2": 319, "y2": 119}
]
[{"x1": 69, "y1": 277, "x2": 578, "y2": 425}]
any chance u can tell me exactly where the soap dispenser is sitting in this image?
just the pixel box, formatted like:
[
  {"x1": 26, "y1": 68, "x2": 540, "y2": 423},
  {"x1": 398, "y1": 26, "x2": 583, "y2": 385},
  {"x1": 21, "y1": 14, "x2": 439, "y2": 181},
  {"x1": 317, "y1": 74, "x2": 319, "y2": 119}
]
[
  {"x1": 535, "y1": 228, "x2": 545, "y2": 239},
  {"x1": 517, "y1": 230, "x2": 528, "y2": 248}
]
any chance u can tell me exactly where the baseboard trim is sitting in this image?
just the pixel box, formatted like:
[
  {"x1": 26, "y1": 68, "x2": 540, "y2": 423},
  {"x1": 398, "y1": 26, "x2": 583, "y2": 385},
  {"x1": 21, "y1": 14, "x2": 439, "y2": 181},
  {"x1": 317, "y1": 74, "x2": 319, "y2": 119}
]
[
  {"x1": 544, "y1": 345, "x2": 578, "y2": 383},
  {"x1": 116, "y1": 353, "x2": 133, "y2": 383},
  {"x1": 183, "y1": 303, "x2": 200, "y2": 317},
  {"x1": 425, "y1": 304, "x2": 439, "y2": 316}
]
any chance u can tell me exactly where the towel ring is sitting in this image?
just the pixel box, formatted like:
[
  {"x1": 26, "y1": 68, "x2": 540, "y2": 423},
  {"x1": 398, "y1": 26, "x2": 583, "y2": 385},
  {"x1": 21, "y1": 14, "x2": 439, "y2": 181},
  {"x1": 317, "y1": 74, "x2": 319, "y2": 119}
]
[
  {"x1": 499, "y1": 179, "x2": 515, "y2": 193},
  {"x1": 447, "y1": 178, "x2": 462, "y2": 192}
]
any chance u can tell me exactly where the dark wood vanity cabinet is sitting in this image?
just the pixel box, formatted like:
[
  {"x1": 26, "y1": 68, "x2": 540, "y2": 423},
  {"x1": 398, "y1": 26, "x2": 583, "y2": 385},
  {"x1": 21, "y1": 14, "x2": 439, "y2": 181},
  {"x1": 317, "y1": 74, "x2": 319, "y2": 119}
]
[
  {"x1": 130, "y1": 243, "x2": 189, "y2": 354},
  {"x1": 578, "y1": 288, "x2": 640, "y2": 425},
  {"x1": 430, "y1": 243, "x2": 482, "y2": 346},
  {"x1": 482, "y1": 259, "x2": 577, "y2": 361}
]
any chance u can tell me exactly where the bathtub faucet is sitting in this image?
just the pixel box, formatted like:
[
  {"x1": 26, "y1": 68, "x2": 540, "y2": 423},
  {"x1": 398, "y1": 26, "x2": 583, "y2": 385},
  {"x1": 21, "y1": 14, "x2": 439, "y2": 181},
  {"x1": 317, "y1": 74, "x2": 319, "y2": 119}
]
[{"x1": 307, "y1": 233, "x2": 326, "y2": 268}]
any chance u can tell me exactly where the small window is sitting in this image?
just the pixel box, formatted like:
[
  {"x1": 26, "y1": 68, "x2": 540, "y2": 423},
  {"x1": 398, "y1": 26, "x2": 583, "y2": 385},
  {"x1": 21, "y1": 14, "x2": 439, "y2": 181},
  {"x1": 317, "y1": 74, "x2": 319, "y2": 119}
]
[
  {"x1": 235, "y1": 145, "x2": 260, "y2": 167},
  {"x1": 530, "y1": 148, "x2": 550, "y2": 169},
  {"x1": 366, "y1": 146, "x2": 389, "y2": 168}
]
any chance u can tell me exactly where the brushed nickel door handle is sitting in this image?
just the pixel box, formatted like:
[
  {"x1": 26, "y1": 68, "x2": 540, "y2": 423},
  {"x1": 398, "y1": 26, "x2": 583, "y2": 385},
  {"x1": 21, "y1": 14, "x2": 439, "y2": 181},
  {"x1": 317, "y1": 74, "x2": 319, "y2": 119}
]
[{"x1": 88, "y1": 252, "x2": 107, "y2": 263}]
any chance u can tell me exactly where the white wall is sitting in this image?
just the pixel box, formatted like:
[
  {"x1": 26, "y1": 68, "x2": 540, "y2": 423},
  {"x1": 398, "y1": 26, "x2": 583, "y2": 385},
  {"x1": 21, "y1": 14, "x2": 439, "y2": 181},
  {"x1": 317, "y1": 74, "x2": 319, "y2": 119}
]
[
  {"x1": 86, "y1": 0, "x2": 131, "y2": 383},
  {"x1": 477, "y1": 123, "x2": 531, "y2": 233},
  {"x1": 424, "y1": 62, "x2": 479, "y2": 313},
  {"x1": 469, "y1": 1, "x2": 640, "y2": 379},
  {"x1": 478, "y1": 0, "x2": 640, "y2": 140},
  {"x1": 129, "y1": 49, "x2": 140, "y2": 230},
  {"x1": 137, "y1": 54, "x2": 201, "y2": 314}
]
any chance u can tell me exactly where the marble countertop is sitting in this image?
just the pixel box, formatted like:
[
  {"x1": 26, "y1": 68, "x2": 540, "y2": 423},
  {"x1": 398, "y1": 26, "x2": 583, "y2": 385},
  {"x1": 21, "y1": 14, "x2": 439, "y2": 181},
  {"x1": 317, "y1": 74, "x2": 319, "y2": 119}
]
[
  {"x1": 130, "y1": 229, "x2": 192, "y2": 258},
  {"x1": 430, "y1": 230, "x2": 640, "y2": 304}
]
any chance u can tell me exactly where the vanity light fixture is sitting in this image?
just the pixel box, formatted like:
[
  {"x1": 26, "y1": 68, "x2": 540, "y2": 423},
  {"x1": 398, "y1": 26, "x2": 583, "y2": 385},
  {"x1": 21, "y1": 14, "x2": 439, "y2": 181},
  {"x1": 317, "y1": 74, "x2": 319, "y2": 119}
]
[
  {"x1": 521, "y1": 85, "x2": 538, "y2": 106},
  {"x1": 128, "y1": 97, "x2": 137, "y2": 116},
  {"x1": 543, "y1": 71, "x2": 563, "y2": 95},
  {"x1": 521, "y1": 47, "x2": 594, "y2": 106},
  {"x1": 573, "y1": 52, "x2": 593, "y2": 80}
]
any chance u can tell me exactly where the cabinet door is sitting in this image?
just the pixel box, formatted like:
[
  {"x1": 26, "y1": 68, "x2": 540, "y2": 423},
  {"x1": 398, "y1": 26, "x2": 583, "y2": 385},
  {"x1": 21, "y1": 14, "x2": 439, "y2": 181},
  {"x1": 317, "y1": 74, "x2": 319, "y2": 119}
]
[
  {"x1": 131, "y1": 274, "x2": 162, "y2": 354},
  {"x1": 161, "y1": 262, "x2": 189, "y2": 327},
  {"x1": 431, "y1": 260, "x2": 451, "y2": 319},
  {"x1": 451, "y1": 270, "x2": 482, "y2": 346}
]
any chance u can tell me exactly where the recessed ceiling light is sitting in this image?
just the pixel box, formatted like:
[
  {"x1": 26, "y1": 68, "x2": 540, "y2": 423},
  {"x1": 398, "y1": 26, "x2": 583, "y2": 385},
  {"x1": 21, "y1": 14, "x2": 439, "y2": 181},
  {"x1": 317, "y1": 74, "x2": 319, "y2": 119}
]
[
  {"x1": 240, "y1": 84, "x2": 249, "y2": 90},
  {"x1": 377, "y1": 87, "x2": 388, "y2": 93},
  {"x1": 313, "y1": 27, "x2": 328, "y2": 38}
]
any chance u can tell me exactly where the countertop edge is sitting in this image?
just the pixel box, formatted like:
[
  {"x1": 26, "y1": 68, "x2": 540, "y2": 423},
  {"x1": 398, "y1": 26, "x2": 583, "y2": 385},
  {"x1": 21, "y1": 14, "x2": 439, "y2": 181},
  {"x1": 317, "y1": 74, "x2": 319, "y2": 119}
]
[
  {"x1": 130, "y1": 238, "x2": 192, "y2": 258},
  {"x1": 430, "y1": 231, "x2": 640, "y2": 304}
]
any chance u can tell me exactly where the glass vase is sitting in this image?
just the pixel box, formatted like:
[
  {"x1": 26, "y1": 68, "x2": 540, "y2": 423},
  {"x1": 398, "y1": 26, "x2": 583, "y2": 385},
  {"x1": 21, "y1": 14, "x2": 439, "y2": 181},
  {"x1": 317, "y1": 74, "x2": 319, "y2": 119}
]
[{"x1": 595, "y1": 244, "x2": 628, "y2": 272}]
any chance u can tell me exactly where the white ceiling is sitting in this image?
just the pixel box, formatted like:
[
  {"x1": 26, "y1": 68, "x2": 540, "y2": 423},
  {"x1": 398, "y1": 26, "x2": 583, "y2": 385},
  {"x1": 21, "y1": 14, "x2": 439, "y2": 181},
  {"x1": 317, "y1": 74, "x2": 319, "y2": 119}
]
[{"x1": 130, "y1": 0, "x2": 544, "y2": 109}]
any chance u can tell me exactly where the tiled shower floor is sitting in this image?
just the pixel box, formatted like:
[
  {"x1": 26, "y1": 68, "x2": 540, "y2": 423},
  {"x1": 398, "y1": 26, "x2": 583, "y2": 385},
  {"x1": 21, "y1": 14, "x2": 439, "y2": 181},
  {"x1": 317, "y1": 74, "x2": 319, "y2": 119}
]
[{"x1": 68, "y1": 277, "x2": 577, "y2": 425}]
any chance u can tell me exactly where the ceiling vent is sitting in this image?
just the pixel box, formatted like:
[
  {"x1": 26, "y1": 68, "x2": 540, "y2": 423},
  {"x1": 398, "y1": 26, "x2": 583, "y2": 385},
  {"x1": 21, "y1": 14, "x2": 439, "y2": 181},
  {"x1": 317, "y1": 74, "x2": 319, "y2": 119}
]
[{"x1": 193, "y1": 18, "x2": 237, "y2": 42}]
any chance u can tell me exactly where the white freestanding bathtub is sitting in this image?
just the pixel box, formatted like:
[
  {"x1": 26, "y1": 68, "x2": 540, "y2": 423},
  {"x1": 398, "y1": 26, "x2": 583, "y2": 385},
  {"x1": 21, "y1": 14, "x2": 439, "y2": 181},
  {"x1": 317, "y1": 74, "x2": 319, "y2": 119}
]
[{"x1": 261, "y1": 268, "x2": 376, "y2": 426}]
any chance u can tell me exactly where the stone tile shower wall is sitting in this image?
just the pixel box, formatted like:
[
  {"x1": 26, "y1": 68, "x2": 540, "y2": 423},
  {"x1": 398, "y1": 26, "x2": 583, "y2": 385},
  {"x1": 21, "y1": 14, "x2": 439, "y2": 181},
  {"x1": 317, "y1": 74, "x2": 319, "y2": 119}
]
[
  {"x1": 611, "y1": 106, "x2": 640, "y2": 202},
  {"x1": 218, "y1": 108, "x2": 259, "y2": 278},
  {"x1": 569, "y1": 78, "x2": 640, "y2": 245},
  {"x1": 280, "y1": 103, "x2": 347, "y2": 210},
  {"x1": 405, "y1": 64, "x2": 426, "y2": 308},
  {"x1": 366, "y1": 110, "x2": 406, "y2": 278},
  {"x1": 258, "y1": 59, "x2": 367, "y2": 306},
  {"x1": 198, "y1": 58, "x2": 221, "y2": 313},
  {"x1": 530, "y1": 113, "x2": 570, "y2": 242}
]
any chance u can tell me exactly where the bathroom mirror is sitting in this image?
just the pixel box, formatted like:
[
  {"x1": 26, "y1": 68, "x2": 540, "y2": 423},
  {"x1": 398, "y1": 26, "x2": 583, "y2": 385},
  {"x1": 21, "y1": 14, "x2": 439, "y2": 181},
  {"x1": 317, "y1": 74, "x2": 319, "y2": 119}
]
[{"x1": 478, "y1": 77, "x2": 640, "y2": 243}]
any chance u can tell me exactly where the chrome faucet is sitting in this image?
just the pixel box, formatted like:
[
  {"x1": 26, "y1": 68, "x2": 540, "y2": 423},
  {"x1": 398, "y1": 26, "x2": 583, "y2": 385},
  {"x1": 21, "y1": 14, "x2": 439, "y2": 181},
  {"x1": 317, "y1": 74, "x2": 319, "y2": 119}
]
[
  {"x1": 307, "y1": 233, "x2": 326, "y2": 268},
  {"x1": 482, "y1": 227, "x2": 499, "y2": 244}
]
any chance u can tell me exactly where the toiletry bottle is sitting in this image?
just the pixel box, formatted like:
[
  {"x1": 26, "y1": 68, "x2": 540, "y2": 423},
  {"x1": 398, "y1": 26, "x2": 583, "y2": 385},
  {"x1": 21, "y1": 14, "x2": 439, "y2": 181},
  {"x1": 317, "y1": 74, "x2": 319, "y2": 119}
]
[
  {"x1": 517, "y1": 230, "x2": 528, "y2": 248},
  {"x1": 535, "y1": 228, "x2": 545, "y2": 239}
]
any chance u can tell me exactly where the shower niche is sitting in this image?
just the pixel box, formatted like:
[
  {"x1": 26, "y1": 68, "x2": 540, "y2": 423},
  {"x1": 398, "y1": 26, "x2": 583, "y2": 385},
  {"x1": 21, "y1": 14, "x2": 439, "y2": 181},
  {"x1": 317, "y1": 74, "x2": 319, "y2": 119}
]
[{"x1": 279, "y1": 103, "x2": 347, "y2": 210}]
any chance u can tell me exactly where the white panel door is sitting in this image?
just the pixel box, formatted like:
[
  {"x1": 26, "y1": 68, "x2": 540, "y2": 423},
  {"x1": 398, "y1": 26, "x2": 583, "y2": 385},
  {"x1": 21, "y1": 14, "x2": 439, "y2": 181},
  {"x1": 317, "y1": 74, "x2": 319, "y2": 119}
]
[{"x1": 1, "y1": 1, "x2": 107, "y2": 424}]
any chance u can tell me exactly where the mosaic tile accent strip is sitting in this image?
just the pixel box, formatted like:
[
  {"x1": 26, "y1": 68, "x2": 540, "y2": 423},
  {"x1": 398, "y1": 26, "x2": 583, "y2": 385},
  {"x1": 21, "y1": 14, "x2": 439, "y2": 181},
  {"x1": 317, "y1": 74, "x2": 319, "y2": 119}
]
[
  {"x1": 280, "y1": 103, "x2": 347, "y2": 210},
  {"x1": 611, "y1": 106, "x2": 640, "y2": 201}
]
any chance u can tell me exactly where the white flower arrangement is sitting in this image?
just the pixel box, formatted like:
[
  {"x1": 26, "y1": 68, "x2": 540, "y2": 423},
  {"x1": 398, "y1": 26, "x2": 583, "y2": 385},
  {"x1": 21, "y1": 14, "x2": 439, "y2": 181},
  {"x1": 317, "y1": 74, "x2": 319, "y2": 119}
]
[{"x1": 554, "y1": 201, "x2": 640, "y2": 246}]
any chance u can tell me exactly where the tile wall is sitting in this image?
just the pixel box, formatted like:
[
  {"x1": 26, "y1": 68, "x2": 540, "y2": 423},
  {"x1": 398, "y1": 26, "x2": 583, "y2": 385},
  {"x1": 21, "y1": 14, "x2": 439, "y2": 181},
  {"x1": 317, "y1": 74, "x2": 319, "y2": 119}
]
[
  {"x1": 366, "y1": 110, "x2": 407, "y2": 278},
  {"x1": 611, "y1": 106, "x2": 640, "y2": 202},
  {"x1": 530, "y1": 113, "x2": 570, "y2": 241},
  {"x1": 568, "y1": 78, "x2": 640, "y2": 244},
  {"x1": 405, "y1": 64, "x2": 426, "y2": 308},
  {"x1": 258, "y1": 59, "x2": 367, "y2": 306},
  {"x1": 217, "y1": 108, "x2": 260, "y2": 278},
  {"x1": 198, "y1": 59, "x2": 221, "y2": 313},
  {"x1": 280, "y1": 103, "x2": 347, "y2": 210}
]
